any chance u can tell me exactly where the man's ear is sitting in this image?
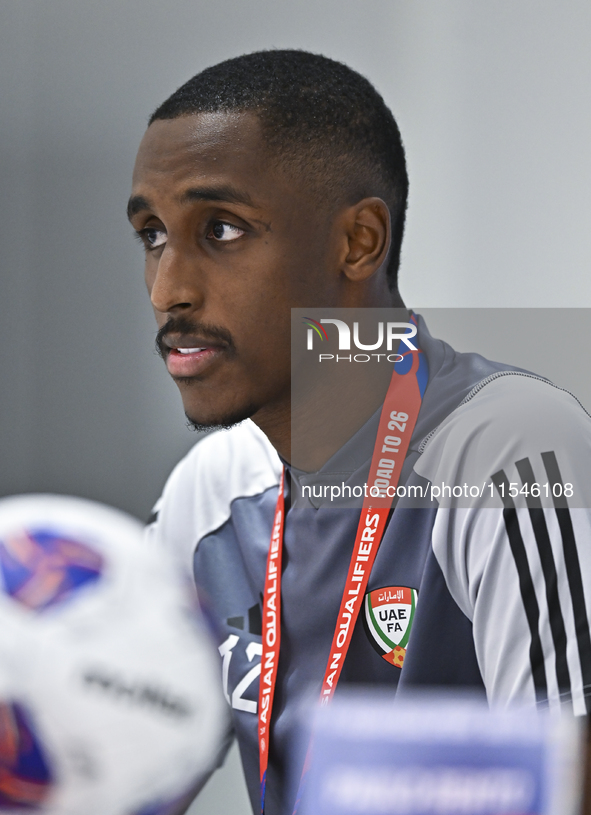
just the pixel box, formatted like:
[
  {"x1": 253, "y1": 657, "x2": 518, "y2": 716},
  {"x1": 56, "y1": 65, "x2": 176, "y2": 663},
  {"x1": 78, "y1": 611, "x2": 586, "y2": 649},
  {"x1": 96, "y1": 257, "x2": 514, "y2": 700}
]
[{"x1": 340, "y1": 197, "x2": 391, "y2": 282}]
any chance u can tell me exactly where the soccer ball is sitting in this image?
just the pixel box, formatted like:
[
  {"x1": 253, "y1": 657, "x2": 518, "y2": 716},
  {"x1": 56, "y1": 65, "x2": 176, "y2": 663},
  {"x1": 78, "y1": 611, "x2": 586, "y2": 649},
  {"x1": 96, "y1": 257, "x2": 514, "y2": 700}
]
[{"x1": 0, "y1": 494, "x2": 226, "y2": 815}]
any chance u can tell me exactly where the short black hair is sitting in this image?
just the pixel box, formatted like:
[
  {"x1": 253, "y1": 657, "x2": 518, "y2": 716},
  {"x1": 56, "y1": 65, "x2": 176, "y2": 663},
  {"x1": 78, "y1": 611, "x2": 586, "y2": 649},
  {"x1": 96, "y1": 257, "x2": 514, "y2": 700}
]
[{"x1": 150, "y1": 50, "x2": 408, "y2": 289}]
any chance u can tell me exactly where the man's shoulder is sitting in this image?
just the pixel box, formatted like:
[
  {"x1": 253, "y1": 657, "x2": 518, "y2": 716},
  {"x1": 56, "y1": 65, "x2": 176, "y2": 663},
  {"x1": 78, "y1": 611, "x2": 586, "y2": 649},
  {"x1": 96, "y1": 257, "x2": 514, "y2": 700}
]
[
  {"x1": 424, "y1": 371, "x2": 590, "y2": 445},
  {"x1": 145, "y1": 421, "x2": 281, "y2": 568},
  {"x1": 161, "y1": 419, "x2": 281, "y2": 516},
  {"x1": 416, "y1": 371, "x2": 591, "y2": 504},
  {"x1": 177, "y1": 420, "x2": 281, "y2": 485}
]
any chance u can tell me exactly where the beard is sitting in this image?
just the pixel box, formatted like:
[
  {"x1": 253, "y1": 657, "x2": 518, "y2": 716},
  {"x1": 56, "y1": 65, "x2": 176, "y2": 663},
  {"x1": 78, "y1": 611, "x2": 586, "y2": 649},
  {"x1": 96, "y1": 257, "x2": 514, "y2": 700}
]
[{"x1": 184, "y1": 401, "x2": 259, "y2": 433}]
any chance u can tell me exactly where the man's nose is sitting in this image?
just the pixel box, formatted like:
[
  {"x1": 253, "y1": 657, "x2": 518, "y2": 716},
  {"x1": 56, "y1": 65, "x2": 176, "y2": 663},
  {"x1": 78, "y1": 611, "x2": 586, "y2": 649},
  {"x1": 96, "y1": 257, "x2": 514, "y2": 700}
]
[{"x1": 149, "y1": 244, "x2": 204, "y2": 315}]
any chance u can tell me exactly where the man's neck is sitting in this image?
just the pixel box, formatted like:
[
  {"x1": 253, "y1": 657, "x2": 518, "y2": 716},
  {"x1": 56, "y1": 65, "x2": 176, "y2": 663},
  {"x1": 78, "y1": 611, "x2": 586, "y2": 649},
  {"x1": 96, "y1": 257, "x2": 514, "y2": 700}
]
[{"x1": 253, "y1": 292, "x2": 408, "y2": 472}]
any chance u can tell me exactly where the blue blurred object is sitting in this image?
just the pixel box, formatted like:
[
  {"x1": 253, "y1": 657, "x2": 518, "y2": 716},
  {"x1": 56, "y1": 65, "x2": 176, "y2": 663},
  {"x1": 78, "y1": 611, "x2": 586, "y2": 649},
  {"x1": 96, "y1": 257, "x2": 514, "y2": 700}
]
[{"x1": 296, "y1": 691, "x2": 584, "y2": 815}]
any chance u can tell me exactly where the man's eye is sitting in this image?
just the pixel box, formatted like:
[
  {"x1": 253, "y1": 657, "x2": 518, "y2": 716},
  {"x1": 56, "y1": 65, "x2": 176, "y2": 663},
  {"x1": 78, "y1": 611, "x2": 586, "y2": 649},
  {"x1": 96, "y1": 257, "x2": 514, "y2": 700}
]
[
  {"x1": 140, "y1": 228, "x2": 167, "y2": 249},
  {"x1": 208, "y1": 221, "x2": 244, "y2": 242}
]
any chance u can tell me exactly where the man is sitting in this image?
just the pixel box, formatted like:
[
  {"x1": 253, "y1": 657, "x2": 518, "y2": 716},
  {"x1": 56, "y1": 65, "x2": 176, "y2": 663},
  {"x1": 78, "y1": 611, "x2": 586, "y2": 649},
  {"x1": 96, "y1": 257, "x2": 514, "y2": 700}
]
[{"x1": 130, "y1": 51, "x2": 591, "y2": 814}]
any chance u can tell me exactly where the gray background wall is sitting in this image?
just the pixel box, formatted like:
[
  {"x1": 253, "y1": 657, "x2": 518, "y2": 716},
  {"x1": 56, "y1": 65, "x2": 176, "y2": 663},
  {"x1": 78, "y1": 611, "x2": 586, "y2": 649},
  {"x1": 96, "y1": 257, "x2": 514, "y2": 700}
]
[{"x1": 1, "y1": 2, "x2": 590, "y2": 813}]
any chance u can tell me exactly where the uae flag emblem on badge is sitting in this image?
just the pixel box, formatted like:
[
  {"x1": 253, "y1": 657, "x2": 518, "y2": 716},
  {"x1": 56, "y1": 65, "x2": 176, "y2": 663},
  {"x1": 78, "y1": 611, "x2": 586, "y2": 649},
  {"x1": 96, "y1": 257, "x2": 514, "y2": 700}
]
[{"x1": 364, "y1": 586, "x2": 417, "y2": 668}]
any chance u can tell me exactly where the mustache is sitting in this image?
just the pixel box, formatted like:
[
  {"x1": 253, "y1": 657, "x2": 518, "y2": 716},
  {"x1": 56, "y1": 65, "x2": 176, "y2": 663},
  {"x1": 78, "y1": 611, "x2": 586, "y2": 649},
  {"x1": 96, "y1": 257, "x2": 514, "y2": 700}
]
[{"x1": 155, "y1": 316, "x2": 235, "y2": 359}]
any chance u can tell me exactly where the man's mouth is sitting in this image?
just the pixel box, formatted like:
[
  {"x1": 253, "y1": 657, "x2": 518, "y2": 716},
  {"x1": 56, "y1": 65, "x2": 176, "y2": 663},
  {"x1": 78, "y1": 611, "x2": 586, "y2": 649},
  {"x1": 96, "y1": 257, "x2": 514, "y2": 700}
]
[{"x1": 164, "y1": 343, "x2": 224, "y2": 378}]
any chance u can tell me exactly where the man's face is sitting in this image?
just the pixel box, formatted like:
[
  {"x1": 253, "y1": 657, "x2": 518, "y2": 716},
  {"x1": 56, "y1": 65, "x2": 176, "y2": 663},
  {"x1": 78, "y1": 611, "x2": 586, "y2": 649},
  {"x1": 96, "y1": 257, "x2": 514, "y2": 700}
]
[{"x1": 129, "y1": 112, "x2": 339, "y2": 429}]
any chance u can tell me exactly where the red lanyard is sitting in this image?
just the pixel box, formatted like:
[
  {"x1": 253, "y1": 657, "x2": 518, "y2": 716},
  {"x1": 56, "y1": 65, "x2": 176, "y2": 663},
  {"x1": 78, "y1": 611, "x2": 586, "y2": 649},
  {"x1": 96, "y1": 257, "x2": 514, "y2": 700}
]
[
  {"x1": 258, "y1": 468, "x2": 285, "y2": 808},
  {"x1": 258, "y1": 350, "x2": 423, "y2": 813}
]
